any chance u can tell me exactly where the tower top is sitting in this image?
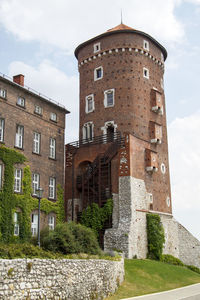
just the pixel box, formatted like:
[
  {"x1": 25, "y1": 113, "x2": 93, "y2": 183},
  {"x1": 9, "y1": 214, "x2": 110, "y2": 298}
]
[{"x1": 107, "y1": 23, "x2": 134, "y2": 32}]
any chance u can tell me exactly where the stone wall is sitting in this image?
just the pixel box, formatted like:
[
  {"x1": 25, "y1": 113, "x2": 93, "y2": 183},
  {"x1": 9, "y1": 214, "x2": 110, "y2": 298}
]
[{"x1": 0, "y1": 258, "x2": 124, "y2": 300}]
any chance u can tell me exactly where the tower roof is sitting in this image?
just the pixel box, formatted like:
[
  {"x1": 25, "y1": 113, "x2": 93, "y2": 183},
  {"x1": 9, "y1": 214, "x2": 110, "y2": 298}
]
[{"x1": 75, "y1": 24, "x2": 167, "y2": 60}]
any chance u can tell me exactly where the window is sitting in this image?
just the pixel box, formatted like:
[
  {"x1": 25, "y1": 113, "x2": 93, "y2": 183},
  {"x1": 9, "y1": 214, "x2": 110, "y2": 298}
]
[
  {"x1": 161, "y1": 78, "x2": 164, "y2": 89},
  {"x1": 31, "y1": 214, "x2": 38, "y2": 236},
  {"x1": 14, "y1": 169, "x2": 22, "y2": 193},
  {"x1": 0, "y1": 118, "x2": 4, "y2": 142},
  {"x1": 94, "y1": 66, "x2": 103, "y2": 81},
  {"x1": 83, "y1": 122, "x2": 93, "y2": 141},
  {"x1": 143, "y1": 67, "x2": 149, "y2": 79},
  {"x1": 143, "y1": 40, "x2": 149, "y2": 51},
  {"x1": 104, "y1": 89, "x2": 115, "y2": 107},
  {"x1": 49, "y1": 138, "x2": 56, "y2": 159},
  {"x1": 161, "y1": 52, "x2": 164, "y2": 62},
  {"x1": 161, "y1": 163, "x2": 166, "y2": 174},
  {"x1": 14, "y1": 212, "x2": 19, "y2": 236},
  {"x1": 94, "y1": 42, "x2": 101, "y2": 53},
  {"x1": 49, "y1": 177, "x2": 56, "y2": 199},
  {"x1": 85, "y1": 94, "x2": 94, "y2": 113},
  {"x1": 0, "y1": 88, "x2": 6, "y2": 99},
  {"x1": 15, "y1": 125, "x2": 24, "y2": 149},
  {"x1": 32, "y1": 173, "x2": 40, "y2": 195},
  {"x1": 33, "y1": 132, "x2": 41, "y2": 154},
  {"x1": 0, "y1": 164, "x2": 2, "y2": 189},
  {"x1": 17, "y1": 96, "x2": 25, "y2": 107},
  {"x1": 35, "y1": 105, "x2": 42, "y2": 115},
  {"x1": 48, "y1": 215, "x2": 55, "y2": 230},
  {"x1": 50, "y1": 112, "x2": 57, "y2": 122}
]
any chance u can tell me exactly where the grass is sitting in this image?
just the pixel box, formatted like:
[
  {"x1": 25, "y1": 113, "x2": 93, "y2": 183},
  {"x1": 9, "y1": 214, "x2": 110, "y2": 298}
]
[{"x1": 106, "y1": 259, "x2": 200, "y2": 299}]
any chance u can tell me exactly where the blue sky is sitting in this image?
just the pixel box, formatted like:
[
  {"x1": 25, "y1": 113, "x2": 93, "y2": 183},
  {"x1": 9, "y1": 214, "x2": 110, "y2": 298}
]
[{"x1": 0, "y1": 0, "x2": 200, "y2": 240}]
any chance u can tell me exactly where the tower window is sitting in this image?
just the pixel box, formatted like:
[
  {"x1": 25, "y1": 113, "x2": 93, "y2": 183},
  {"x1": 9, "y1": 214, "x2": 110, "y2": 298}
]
[
  {"x1": 85, "y1": 94, "x2": 94, "y2": 113},
  {"x1": 104, "y1": 89, "x2": 115, "y2": 107},
  {"x1": 143, "y1": 40, "x2": 149, "y2": 51},
  {"x1": 161, "y1": 52, "x2": 164, "y2": 62},
  {"x1": 94, "y1": 43, "x2": 101, "y2": 53},
  {"x1": 83, "y1": 122, "x2": 94, "y2": 141},
  {"x1": 143, "y1": 67, "x2": 149, "y2": 79},
  {"x1": 94, "y1": 66, "x2": 103, "y2": 81},
  {"x1": 161, "y1": 78, "x2": 164, "y2": 89}
]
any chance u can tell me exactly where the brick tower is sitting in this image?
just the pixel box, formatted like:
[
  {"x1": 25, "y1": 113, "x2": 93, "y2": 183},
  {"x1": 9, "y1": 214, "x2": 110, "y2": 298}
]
[{"x1": 65, "y1": 24, "x2": 179, "y2": 258}]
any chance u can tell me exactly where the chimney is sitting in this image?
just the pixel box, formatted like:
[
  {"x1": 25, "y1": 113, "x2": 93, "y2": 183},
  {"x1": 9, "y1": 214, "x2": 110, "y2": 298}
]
[{"x1": 13, "y1": 74, "x2": 25, "y2": 87}]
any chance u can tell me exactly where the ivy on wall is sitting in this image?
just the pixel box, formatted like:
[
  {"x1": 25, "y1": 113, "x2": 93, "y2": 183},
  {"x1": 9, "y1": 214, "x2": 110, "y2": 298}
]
[
  {"x1": 0, "y1": 145, "x2": 65, "y2": 243},
  {"x1": 80, "y1": 199, "x2": 113, "y2": 236},
  {"x1": 146, "y1": 213, "x2": 165, "y2": 260}
]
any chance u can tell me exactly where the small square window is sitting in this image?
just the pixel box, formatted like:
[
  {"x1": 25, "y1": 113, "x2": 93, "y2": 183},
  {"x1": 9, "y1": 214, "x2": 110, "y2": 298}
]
[
  {"x1": 94, "y1": 43, "x2": 101, "y2": 53},
  {"x1": 85, "y1": 94, "x2": 94, "y2": 113},
  {"x1": 143, "y1": 67, "x2": 149, "y2": 79},
  {"x1": 35, "y1": 105, "x2": 42, "y2": 115},
  {"x1": 143, "y1": 40, "x2": 149, "y2": 51},
  {"x1": 0, "y1": 89, "x2": 6, "y2": 99},
  {"x1": 50, "y1": 112, "x2": 57, "y2": 122},
  {"x1": 17, "y1": 96, "x2": 25, "y2": 107},
  {"x1": 94, "y1": 66, "x2": 103, "y2": 81},
  {"x1": 104, "y1": 89, "x2": 115, "y2": 108}
]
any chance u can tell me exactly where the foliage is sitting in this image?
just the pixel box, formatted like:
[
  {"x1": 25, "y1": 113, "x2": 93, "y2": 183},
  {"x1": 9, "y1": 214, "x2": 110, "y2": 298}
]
[
  {"x1": 187, "y1": 265, "x2": 200, "y2": 274},
  {"x1": 40, "y1": 222, "x2": 101, "y2": 255},
  {"x1": 161, "y1": 254, "x2": 184, "y2": 266},
  {"x1": 146, "y1": 213, "x2": 165, "y2": 260},
  {"x1": 80, "y1": 199, "x2": 113, "y2": 236},
  {"x1": 0, "y1": 145, "x2": 65, "y2": 242}
]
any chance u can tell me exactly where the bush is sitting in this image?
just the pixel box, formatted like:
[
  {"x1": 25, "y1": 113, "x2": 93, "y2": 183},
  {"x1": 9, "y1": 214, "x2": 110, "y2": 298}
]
[
  {"x1": 187, "y1": 265, "x2": 200, "y2": 274},
  {"x1": 161, "y1": 254, "x2": 184, "y2": 266},
  {"x1": 40, "y1": 222, "x2": 101, "y2": 255},
  {"x1": 146, "y1": 213, "x2": 165, "y2": 260}
]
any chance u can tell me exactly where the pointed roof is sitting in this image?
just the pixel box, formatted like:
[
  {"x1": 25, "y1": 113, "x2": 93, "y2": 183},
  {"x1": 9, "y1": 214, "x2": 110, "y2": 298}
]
[{"x1": 107, "y1": 23, "x2": 134, "y2": 32}]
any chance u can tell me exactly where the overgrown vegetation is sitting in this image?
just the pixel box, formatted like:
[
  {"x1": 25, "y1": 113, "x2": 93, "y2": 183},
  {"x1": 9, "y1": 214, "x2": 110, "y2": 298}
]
[
  {"x1": 80, "y1": 199, "x2": 113, "y2": 236},
  {"x1": 161, "y1": 254, "x2": 184, "y2": 266},
  {"x1": 40, "y1": 222, "x2": 101, "y2": 255},
  {"x1": 0, "y1": 145, "x2": 65, "y2": 242},
  {"x1": 146, "y1": 213, "x2": 165, "y2": 260}
]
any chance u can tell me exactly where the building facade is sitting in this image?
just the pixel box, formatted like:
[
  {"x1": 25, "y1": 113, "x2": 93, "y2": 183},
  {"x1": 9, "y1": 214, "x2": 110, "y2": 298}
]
[
  {"x1": 0, "y1": 73, "x2": 69, "y2": 236},
  {"x1": 65, "y1": 24, "x2": 200, "y2": 266}
]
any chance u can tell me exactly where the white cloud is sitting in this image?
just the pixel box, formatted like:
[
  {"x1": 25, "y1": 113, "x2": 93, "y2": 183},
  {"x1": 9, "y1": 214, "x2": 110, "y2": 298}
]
[
  {"x1": 168, "y1": 112, "x2": 200, "y2": 239},
  {"x1": 0, "y1": 0, "x2": 185, "y2": 52},
  {"x1": 8, "y1": 60, "x2": 79, "y2": 143}
]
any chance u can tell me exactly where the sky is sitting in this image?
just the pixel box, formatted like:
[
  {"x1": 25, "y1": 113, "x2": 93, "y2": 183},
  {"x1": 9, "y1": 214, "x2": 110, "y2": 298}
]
[{"x1": 0, "y1": 0, "x2": 200, "y2": 240}]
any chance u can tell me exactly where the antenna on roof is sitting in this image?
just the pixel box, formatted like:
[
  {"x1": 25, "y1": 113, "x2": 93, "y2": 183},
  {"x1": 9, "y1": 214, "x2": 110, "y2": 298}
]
[{"x1": 121, "y1": 9, "x2": 123, "y2": 24}]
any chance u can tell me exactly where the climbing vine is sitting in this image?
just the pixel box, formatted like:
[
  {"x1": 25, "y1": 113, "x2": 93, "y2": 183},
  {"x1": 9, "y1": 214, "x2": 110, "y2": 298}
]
[
  {"x1": 0, "y1": 145, "x2": 65, "y2": 243},
  {"x1": 80, "y1": 199, "x2": 113, "y2": 236}
]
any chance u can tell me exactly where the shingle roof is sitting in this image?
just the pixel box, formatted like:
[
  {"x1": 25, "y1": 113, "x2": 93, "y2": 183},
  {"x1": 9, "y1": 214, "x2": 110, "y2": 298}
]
[{"x1": 107, "y1": 23, "x2": 134, "y2": 32}]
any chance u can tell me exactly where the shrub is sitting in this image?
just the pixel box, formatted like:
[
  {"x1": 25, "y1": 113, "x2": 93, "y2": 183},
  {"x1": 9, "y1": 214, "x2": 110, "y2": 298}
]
[
  {"x1": 40, "y1": 222, "x2": 101, "y2": 255},
  {"x1": 146, "y1": 213, "x2": 165, "y2": 260},
  {"x1": 161, "y1": 254, "x2": 184, "y2": 266},
  {"x1": 187, "y1": 265, "x2": 200, "y2": 274}
]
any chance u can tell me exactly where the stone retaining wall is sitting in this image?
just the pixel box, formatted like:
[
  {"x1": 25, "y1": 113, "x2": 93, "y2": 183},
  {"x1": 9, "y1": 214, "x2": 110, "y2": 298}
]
[{"x1": 0, "y1": 258, "x2": 124, "y2": 300}]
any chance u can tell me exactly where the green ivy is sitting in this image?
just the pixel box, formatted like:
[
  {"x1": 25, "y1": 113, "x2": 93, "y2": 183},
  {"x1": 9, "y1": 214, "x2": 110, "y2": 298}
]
[
  {"x1": 146, "y1": 213, "x2": 165, "y2": 260},
  {"x1": 80, "y1": 199, "x2": 113, "y2": 236},
  {"x1": 0, "y1": 145, "x2": 65, "y2": 242}
]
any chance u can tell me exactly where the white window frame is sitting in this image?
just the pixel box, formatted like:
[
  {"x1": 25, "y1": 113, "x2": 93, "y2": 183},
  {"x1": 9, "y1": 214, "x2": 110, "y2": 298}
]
[
  {"x1": 15, "y1": 125, "x2": 24, "y2": 149},
  {"x1": 33, "y1": 132, "x2": 41, "y2": 154},
  {"x1": 50, "y1": 112, "x2": 57, "y2": 122},
  {"x1": 85, "y1": 94, "x2": 94, "y2": 113},
  {"x1": 49, "y1": 138, "x2": 56, "y2": 159},
  {"x1": 0, "y1": 88, "x2": 6, "y2": 99},
  {"x1": 17, "y1": 96, "x2": 25, "y2": 107},
  {"x1": 49, "y1": 177, "x2": 56, "y2": 199},
  {"x1": 48, "y1": 215, "x2": 55, "y2": 230},
  {"x1": 32, "y1": 173, "x2": 40, "y2": 196},
  {"x1": 94, "y1": 66, "x2": 103, "y2": 81},
  {"x1": 35, "y1": 105, "x2": 42, "y2": 115},
  {"x1": 31, "y1": 214, "x2": 38, "y2": 236},
  {"x1": 104, "y1": 89, "x2": 115, "y2": 108},
  {"x1": 143, "y1": 67, "x2": 149, "y2": 79},
  {"x1": 82, "y1": 122, "x2": 94, "y2": 141},
  {"x1": 0, "y1": 164, "x2": 2, "y2": 190},
  {"x1": 0, "y1": 118, "x2": 4, "y2": 142},
  {"x1": 94, "y1": 42, "x2": 101, "y2": 53},
  {"x1": 14, "y1": 212, "x2": 19, "y2": 236},
  {"x1": 14, "y1": 168, "x2": 22, "y2": 193},
  {"x1": 143, "y1": 40, "x2": 149, "y2": 51}
]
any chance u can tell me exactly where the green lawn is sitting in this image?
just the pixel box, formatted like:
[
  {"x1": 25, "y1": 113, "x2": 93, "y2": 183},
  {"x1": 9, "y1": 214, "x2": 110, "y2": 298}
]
[{"x1": 106, "y1": 259, "x2": 200, "y2": 300}]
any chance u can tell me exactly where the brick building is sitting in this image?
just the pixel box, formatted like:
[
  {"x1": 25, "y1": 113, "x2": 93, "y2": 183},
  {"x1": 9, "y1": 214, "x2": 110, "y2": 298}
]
[
  {"x1": 65, "y1": 23, "x2": 200, "y2": 264},
  {"x1": 0, "y1": 73, "x2": 69, "y2": 235}
]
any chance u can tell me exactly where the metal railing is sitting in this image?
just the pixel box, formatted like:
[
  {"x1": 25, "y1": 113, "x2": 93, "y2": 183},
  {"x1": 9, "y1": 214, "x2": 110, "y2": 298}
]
[
  {"x1": 0, "y1": 72, "x2": 67, "y2": 110},
  {"x1": 67, "y1": 131, "x2": 124, "y2": 150}
]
